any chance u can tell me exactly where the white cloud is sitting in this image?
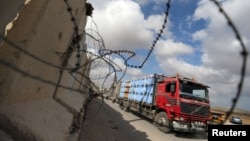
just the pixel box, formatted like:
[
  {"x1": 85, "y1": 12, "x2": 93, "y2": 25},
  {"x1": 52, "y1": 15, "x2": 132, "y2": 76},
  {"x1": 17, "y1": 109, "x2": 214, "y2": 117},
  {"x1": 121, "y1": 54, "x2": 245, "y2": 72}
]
[
  {"x1": 113, "y1": 57, "x2": 143, "y2": 76},
  {"x1": 87, "y1": 0, "x2": 153, "y2": 50},
  {"x1": 133, "y1": 0, "x2": 166, "y2": 6},
  {"x1": 145, "y1": 15, "x2": 165, "y2": 32},
  {"x1": 192, "y1": 0, "x2": 250, "y2": 74},
  {"x1": 192, "y1": 29, "x2": 208, "y2": 41},
  {"x1": 190, "y1": 0, "x2": 250, "y2": 109},
  {"x1": 154, "y1": 39, "x2": 194, "y2": 58},
  {"x1": 132, "y1": 0, "x2": 149, "y2": 5}
]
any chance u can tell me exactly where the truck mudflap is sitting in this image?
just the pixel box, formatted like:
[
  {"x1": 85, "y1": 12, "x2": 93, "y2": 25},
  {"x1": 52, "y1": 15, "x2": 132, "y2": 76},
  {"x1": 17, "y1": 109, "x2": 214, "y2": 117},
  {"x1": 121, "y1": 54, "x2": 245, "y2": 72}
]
[{"x1": 172, "y1": 121, "x2": 208, "y2": 132}]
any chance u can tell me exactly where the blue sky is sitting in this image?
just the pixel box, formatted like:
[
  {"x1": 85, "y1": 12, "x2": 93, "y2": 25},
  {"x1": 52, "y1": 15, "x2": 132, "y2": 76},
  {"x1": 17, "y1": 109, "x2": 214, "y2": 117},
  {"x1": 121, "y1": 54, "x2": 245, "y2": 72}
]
[{"x1": 85, "y1": 0, "x2": 250, "y2": 111}]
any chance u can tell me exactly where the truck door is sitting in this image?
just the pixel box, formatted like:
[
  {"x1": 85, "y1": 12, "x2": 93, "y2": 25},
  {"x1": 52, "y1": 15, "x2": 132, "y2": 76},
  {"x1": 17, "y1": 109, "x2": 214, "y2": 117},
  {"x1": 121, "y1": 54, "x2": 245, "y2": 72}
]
[
  {"x1": 155, "y1": 80, "x2": 176, "y2": 109},
  {"x1": 164, "y1": 81, "x2": 177, "y2": 108}
]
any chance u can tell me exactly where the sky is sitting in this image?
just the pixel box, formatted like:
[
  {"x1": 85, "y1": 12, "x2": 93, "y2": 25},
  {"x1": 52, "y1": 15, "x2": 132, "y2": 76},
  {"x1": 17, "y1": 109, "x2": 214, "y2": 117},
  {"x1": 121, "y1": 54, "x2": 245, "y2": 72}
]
[{"x1": 84, "y1": 0, "x2": 250, "y2": 111}]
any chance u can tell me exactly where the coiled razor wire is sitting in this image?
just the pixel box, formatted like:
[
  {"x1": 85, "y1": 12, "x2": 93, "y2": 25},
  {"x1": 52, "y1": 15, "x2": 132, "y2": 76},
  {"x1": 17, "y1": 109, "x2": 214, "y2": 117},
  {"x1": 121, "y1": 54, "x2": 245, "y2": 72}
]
[{"x1": 0, "y1": 0, "x2": 248, "y2": 124}]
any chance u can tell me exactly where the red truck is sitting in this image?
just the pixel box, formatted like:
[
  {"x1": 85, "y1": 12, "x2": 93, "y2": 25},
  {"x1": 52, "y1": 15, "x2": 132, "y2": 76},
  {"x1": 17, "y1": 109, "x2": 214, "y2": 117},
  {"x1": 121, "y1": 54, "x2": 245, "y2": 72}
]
[{"x1": 116, "y1": 73, "x2": 210, "y2": 133}]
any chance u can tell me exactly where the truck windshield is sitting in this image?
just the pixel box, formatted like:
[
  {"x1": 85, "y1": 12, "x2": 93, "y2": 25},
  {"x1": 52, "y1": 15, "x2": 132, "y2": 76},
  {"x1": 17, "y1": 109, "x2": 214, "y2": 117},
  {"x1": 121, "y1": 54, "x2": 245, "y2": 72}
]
[{"x1": 179, "y1": 81, "x2": 209, "y2": 103}]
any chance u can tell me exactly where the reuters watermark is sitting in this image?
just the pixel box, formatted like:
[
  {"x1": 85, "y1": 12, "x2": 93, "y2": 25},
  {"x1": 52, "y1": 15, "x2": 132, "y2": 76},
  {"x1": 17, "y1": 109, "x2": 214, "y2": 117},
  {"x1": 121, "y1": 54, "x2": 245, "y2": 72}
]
[{"x1": 208, "y1": 125, "x2": 249, "y2": 140}]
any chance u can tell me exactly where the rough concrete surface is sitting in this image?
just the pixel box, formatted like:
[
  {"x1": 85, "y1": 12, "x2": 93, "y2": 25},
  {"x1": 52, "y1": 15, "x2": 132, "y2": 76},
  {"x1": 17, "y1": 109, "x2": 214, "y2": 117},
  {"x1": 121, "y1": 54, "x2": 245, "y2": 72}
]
[
  {"x1": 0, "y1": 0, "x2": 91, "y2": 140},
  {"x1": 0, "y1": 129, "x2": 13, "y2": 141},
  {"x1": 0, "y1": 99, "x2": 74, "y2": 141}
]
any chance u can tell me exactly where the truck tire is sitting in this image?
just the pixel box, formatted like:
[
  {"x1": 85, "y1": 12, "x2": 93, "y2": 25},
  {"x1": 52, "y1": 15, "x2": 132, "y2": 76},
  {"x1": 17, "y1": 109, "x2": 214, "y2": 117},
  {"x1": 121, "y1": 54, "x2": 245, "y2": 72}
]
[
  {"x1": 124, "y1": 101, "x2": 130, "y2": 112},
  {"x1": 119, "y1": 101, "x2": 124, "y2": 109},
  {"x1": 156, "y1": 112, "x2": 172, "y2": 133}
]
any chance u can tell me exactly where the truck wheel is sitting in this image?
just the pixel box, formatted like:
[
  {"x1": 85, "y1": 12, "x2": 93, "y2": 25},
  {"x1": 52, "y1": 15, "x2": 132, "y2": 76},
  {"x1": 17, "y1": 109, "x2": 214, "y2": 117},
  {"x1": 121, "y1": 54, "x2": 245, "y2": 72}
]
[
  {"x1": 157, "y1": 112, "x2": 172, "y2": 133},
  {"x1": 119, "y1": 101, "x2": 124, "y2": 109},
  {"x1": 124, "y1": 101, "x2": 130, "y2": 112},
  {"x1": 125, "y1": 106, "x2": 130, "y2": 112}
]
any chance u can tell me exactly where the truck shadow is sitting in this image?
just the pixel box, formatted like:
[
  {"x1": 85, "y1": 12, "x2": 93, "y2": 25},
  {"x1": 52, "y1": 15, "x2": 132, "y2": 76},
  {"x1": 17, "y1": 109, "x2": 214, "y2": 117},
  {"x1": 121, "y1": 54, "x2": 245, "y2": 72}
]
[
  {"x1": 174, "y1": 131, "x2": 208, "y2": 139},
  {"x1": 128, "y1": 110, "x2": 208, "y2": 139},
  {"x1": 125, "y1": 109, "x2": 208, "y2": 139}
]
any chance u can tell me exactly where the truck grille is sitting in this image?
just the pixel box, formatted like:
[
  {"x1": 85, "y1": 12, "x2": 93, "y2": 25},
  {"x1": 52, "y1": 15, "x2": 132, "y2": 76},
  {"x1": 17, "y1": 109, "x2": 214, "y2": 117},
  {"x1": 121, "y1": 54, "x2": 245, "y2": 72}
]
[{"x1": 180, "y1": 102, "x2": 210, "y2": 116}]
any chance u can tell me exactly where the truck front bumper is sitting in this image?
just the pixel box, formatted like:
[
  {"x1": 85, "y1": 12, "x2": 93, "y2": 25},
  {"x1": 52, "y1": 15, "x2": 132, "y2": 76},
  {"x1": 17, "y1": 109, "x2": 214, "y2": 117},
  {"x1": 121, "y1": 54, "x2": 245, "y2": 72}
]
[{"x1": 172, "y1": 121, "x2": 207, "y2": 132}]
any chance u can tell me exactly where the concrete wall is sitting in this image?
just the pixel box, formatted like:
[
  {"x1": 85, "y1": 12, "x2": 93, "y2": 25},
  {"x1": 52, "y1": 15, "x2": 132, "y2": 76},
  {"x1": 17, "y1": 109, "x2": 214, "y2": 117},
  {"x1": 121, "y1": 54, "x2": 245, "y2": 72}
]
[
  {"x1": 106, "y1": 81, "x2": 122, "y2": 102},
  {"x1": 0, "y1": 0, "x2": 92, "y2": 140}
]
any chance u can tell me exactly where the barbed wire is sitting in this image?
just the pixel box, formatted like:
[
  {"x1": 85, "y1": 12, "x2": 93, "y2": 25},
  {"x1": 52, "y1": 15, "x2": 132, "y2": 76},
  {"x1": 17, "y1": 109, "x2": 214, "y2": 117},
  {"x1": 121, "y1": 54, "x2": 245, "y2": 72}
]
[
  {"x1": 0, "y1": 0, "x2": 248, "y2": 127},
  {"x1": 63, "y1": 0, "x2": 248, "y2": 125},
  {"x1": 66, "y1": 0, "x2": 249, "y2": 124},
  {"x1": 210, "y1": 0, "x2": 248, "y2": 123}
]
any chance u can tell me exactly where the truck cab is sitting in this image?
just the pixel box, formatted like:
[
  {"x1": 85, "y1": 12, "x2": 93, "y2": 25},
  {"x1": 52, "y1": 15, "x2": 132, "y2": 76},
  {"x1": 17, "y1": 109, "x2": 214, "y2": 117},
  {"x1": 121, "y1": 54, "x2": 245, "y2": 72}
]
[{"x1": 155, "y1": 74, "x2": 210, "y2": 133}]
